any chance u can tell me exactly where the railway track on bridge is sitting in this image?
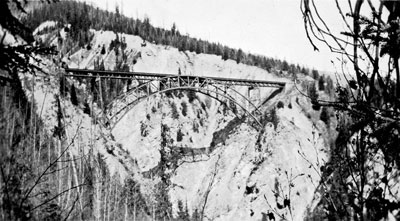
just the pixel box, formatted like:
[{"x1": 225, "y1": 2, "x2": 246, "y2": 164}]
[{"x1": 64, "y1": 68, "x2": 286, "y2": 88}]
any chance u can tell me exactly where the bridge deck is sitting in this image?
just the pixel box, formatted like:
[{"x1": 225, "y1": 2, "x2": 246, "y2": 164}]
[{"x1": 64, "y1": 68, "x2": 286, "y2": 88}]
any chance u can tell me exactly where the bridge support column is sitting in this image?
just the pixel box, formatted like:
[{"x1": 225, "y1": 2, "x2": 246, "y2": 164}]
[
  {"x1": 247, "y1": 87, "x2": 253, "y2": 124},
  {"x1": 98, "y1": 76, "x2": 103, "y2": 110}
]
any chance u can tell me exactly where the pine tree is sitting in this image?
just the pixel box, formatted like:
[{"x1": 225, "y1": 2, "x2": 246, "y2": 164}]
[
  {"x1": 70, "y1": 84, "x2": 78, "y2": 106},
  {"x1": 282, "y1": 60, "x2": 289, "y2": 71},
  {"x1": 195, "y1": 41, "x2": 202, "y2": 54},
  {"x1": 99, "y1": 60, "x2": 105, "y2": 71},
  {"x1": 83, "y1": 102, "x2": 91, "y2": 115},
  {"x1": 181, "y1": 101, "x2": 187, "y2": 116},
  {"x1": 177, "y1": 200, "x2": 190, "y2": 220},
  {"x1": 277, "y1": 101, "x2": 284, "y2": 109},
  {"x1": 324, "y1": 76, "x2": 334, "y2": 96},
  {"x1": 101, "y1": 44, "x2": 106, "y2": 54},
  {"x1": 301, "y1": 66, "x2": 310, "y2": 75},
  {"x1": 59, "y1": 74, "x2": 67, "y2": 97},
  {"x1": 320, "y1": 106, "x2": 329, "y2": 125},
  {"x1": 187, "y1": 39, "x2": 194, "y2": 52},
  {"x1": 154, "y1": 124, "x2": 173, "y2": 220},
  {"x1": 307, "y1": 83, "x2": 318, "y2": 101},
  {"x1": 288, "y1": 64, "x2": 295, "y2": 75},
  {"x1": 179, "y1": 38, "x2": 187, "y2": 51},
  {"x1": 192, "y1": 209, "x2": 200, "y2": 221},
  {"x1": 236, "y1": 48, "x2": 243, "y2": 64},
  {"x1": 318, "y1": 76, "x2": 325, "y2": 91},
  {"x1": 170, "y1": 102, "x2": 179, "y2": 119},
  {"x1": 222, "y1": 46, "x2": 230, "y2": 60},
  {"x1": 265, "y1": 108, "x2": 279, "y2": 130},
  {"x1": 270, "y1": 108, "x2": 278, "y2": 129},
  {"x1": 176, "y1": 128, "x2": 184, "y2": 142},
  {"x1": 187, "y1": 90, "x2": 196, "y2": 103},
  {"x1": 311, "y1": 69, "x2": 319, "y2": 80},
  {"x1": 171, "y1": 23, "x2": 177, "y2": 35}
]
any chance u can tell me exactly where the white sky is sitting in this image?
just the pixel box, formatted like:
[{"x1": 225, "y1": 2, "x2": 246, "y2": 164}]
[{"x1": 86, "y1": 0, "x2": 349, "y2": 72}]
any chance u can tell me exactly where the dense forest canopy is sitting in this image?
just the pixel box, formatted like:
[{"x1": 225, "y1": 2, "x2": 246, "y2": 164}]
[{"x1": 24, "y1": 0, "x2": 318, "y2": 78}]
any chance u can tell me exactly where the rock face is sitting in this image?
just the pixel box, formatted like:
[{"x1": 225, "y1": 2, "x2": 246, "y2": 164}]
[{"x1": 32, "y1": 27, "x2": 330, "y2": 220}]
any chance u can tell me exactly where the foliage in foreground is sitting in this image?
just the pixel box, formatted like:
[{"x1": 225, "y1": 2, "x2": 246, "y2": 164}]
[{"x1": 301, "y1": 0, "x2": 400, "y2": 220}]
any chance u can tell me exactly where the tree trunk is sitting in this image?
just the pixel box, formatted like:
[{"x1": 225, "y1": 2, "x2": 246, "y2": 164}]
[{"x1": 124, "y1": 197, "x2": 128, "y2": 221}]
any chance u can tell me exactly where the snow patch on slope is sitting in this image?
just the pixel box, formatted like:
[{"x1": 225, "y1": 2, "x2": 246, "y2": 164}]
[{"x1": 33, "y1": 20, "x2": 57, "y2": 35}]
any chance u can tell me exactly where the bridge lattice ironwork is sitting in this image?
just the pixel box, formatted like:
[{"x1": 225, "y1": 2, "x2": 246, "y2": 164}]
[{"x1": 64, "y1": 68, "x2": 286, "y2": 129}]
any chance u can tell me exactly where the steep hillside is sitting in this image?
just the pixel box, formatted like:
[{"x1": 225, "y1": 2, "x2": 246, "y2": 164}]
[{"x1": 25, "y1": 24, "x2": 335, "y2": 220}]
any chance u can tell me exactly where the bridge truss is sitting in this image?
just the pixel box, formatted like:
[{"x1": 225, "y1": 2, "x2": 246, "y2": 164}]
[{"x1": 64, "y1": 68, "x2": 286, "y2": 129}]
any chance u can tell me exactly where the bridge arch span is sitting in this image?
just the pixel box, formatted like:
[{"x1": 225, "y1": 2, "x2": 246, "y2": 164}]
[{"x1": 103, "y1": 75, "x2": 263, "y2": 129}]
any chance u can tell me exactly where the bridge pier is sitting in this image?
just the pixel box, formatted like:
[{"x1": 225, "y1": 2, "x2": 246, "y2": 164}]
[
  {"x1": 247, "y1": 86, "x2": 253, "y2": 123},
  {"x1": 97, "y1": 76, "x2": 104, "y2": 110}
]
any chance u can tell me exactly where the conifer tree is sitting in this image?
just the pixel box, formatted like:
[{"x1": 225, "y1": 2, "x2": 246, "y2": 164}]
[
  {"x1": 59, "y1": 74, "x2": 67, "y2": 97},
  {"x1": 222, "y1": 46, "x2": 230, "y2": 60},
  {"x1": 154, "y1": 124, "x2": 173, "y2": 220},
  {"x1": 101, "y1": 44, "x2": 106, "y2": 54},
  {"x1": 324, "y1": 76, "x2": 334, "y2": 97},
  {"x1": 318, "y1": 75, "x2": 325, "y2": 91},
  {"x1": 99, "y1": 60, "x2": 105, "y2": 71},
  {"x1": 171, "y1": 23, "x2": 177, "y2": 35},
  {"x1": 83, "y1": 102, "x2": 91, "y2": 115},
  {"x1": 70, "y1": 84, "x2": 78, "y2": 106},
  {"x1": 307, "y1": 83, "x2": 318, "y2": 101},
  {"x1": 192, "y1": 209, "x2": 200, "y2": 221},
  {"x1": 320, "y1": 106, "x2": 329, "y2": 125},
  {"x1": 236, "y1": 48, "x2": 244, "y2": 64},
  {"x1": 177, "y1": 128, "x2": 184, "y2": 142},
  {"x1": 177, "y1": 200, "x2": 190, "y2": 221},
  {"x1": 282, "y1": 60, "x2": 289, "y2": 71},
  {"x1": 311, "y1": 69, "x2": 319, "y2": 80},
  {"x1": 195, "y1": 41, "x2": 202, "y2": 54}
]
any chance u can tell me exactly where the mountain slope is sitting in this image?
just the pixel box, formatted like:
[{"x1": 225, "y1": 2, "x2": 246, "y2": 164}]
[{"x1": 27, "y1": 24, "x2": 333, "y2": 220}]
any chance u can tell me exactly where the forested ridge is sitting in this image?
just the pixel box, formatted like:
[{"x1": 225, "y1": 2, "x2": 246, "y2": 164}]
[{"x1": 25, "y1": 0, "x2": 315, "y2": 77}]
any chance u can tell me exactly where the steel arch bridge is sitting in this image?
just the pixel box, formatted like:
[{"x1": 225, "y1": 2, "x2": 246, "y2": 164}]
[{"x1": 64, "y1": 68, "x2": 286, "y2": 129}]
